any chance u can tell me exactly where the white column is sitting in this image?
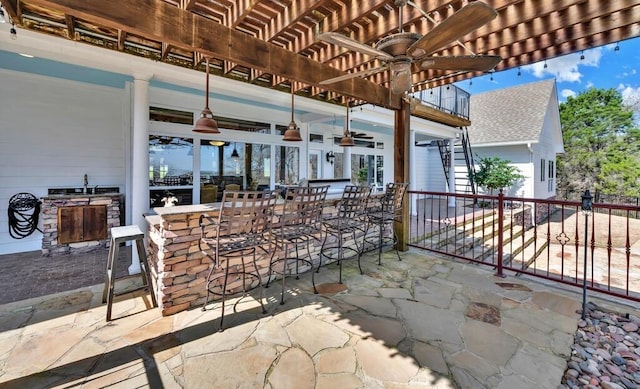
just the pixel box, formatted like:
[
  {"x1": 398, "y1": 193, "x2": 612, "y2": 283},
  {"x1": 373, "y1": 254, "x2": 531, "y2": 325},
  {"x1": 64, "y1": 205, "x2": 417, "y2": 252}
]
[
  {"x1": 409, "y1": 130, "x2": 416, "y2": 214},
  {"x1": 342, "y1": 147, "x2": 351, "y2": 179},
  {"x1": 129, "y1": 73, "x2": 153, "y2": 275},
  {"x1": 448, "y1": 138, "x2": 456, "y2": 207}
]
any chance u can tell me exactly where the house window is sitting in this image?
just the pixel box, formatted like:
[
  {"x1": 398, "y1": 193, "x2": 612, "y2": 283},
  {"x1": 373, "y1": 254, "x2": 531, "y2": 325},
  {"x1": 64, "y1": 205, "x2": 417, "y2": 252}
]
[
  {"x1": 548, "y1": 160, "x2": 555, "y2": 192},
  {"x1": 540, "y1": 159, "x2": 546, "y2": 182},
  {"x1": 149, "y1": 135, "x2": 194, "y2": 207},
  {"x1": 275, "y1": 145, "x2": 300, "y2": 184}
]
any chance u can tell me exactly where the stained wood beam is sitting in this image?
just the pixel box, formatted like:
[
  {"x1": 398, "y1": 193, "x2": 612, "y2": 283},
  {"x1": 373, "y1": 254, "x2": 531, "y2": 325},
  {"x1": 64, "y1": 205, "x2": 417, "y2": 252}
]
[
  {"x1": 65, "y1": 14, "x2": 75, "y2": 40},
  {"x1": 228, "y1": 0, "x2": 261, "y2": 29},
  {"x1": 26, "y1": 0, "x2": 398, "y2": 109},
  {"x1": 0, "y1": 0, "x2": 18, "y2": 21}
]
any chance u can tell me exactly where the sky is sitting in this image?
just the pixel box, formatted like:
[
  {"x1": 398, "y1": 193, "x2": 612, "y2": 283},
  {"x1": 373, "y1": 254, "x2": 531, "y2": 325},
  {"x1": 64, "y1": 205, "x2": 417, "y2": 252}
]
[{"x1": 454, "y1": 36, "x2": 640, "y2": 113}]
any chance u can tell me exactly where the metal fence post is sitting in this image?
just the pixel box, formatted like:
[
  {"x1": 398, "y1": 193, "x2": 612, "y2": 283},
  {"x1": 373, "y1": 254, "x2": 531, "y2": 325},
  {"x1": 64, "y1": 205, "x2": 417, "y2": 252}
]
[
  {"x1": 581, "y1": 189, "x2": 593, "y2": 319},
  {"x1": 496, "y1": 189, "x2": 504, "y2": 277}
]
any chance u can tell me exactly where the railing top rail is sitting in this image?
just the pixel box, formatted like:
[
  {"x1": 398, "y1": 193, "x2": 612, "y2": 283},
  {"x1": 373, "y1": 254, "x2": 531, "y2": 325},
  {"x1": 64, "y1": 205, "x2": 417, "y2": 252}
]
[{"x1": 408, "y1": 189, "x2": 640, "y2": 211}]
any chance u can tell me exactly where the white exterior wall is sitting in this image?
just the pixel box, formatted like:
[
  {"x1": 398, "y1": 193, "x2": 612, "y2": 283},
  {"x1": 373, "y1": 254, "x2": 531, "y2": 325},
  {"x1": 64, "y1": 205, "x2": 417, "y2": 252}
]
[
  {"x1": 472, "y1": 145, "x2": 533, "y2": 198},
  {"x1": 422, "y1": 146, "x2": 447, "y2": 192},
  {"x1": 0, "y1": 69, "x2": 127, "y2": 255}
]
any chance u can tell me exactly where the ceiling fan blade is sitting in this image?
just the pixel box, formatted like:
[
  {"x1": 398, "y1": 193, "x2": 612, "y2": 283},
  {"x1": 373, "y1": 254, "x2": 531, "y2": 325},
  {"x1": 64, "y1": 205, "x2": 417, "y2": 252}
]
[
  {"x1": 407, "y1": 2, "x2": 497, "y2": 57},
  {"x1": 317, "y1": 32, "x2": 393, "y2": 60},
  {"x1": 320, "y1": 65, "x2": 389, "y2": 85},
  {"x1": 419, "y1": 55, "x2": 501, "y2": 71}
]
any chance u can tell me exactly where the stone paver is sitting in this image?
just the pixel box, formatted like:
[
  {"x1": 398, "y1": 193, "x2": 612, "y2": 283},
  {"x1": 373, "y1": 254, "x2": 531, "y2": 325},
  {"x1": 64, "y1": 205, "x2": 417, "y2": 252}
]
[{"x1": 0, "y1": 248, "x2": 631, "y2": 388}]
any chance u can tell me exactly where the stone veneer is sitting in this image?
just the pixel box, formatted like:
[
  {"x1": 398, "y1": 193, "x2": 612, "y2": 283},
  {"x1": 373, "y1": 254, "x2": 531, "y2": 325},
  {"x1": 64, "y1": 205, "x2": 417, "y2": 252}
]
[
  {"x1": 145, "y1": 204, "x2": 380, "y2": 316},
  {"x1": 40, "y1": 194, "x2": 122, "y2": 256}
]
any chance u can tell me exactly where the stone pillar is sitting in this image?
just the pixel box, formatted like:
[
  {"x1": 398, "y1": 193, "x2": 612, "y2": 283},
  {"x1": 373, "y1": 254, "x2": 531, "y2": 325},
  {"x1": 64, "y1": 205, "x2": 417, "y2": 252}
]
[{"x1": 130, "y1": 73, "x2": 153, "y2": 274}]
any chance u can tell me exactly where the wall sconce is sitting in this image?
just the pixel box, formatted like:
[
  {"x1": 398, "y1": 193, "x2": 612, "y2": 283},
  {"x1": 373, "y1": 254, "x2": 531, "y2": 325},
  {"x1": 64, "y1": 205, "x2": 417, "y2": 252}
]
[{"x1": 326, "y1": 151, "x2": 335, "y2": 165}]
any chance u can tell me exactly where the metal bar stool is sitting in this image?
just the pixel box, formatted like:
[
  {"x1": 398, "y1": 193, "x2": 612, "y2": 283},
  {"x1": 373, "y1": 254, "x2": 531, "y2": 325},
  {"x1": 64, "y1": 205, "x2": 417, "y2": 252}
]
[
  {"x1": 199, "y1": 190, "x2": 279, "y2": 331},
  {"x1": 266, "y1": 185, "x2": 329, "y2": 304},
  {"x1": 320, "y1": 185, "x2": 371, "y2": 283},
  {"x1": 361, "y1": 182, "x2": 409, "y2": 266},
  {"x1": 102, "y1": 225, "x2": 158, "y2": 321}
]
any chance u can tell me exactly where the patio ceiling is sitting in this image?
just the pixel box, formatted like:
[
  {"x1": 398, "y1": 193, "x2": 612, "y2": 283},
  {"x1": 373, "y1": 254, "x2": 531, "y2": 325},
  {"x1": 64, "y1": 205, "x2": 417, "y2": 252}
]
[{"x1": 1, "y1": 0, "x2": 638, "y2": 110}]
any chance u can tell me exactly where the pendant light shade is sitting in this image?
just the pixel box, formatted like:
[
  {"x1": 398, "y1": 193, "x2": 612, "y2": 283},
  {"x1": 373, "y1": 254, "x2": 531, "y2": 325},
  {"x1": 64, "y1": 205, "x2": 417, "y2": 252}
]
[
  {"x1": 231, "y1": 143, "x2": 240, "y2": 160},
  {"x1": 339, "y1": 103, "x2": 354, "y2": 147},
  {"x1": 193, "y1": 57, "x2": 220, "y2": 134},
  {"x1": 283, "y1": 85, "x2": 303, "y2": 141}
]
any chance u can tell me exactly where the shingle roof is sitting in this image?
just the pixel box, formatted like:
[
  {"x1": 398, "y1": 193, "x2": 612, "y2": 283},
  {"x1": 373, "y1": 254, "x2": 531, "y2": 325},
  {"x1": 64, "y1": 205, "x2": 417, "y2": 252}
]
[{"x1": 467, "y1": 78, "x2": 556, "y2": 145}]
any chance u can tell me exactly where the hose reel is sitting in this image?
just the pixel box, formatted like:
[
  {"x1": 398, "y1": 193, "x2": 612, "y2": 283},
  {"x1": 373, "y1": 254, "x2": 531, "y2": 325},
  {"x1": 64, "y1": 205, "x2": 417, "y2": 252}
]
[{"x1": 8, "y1": 192, "x2": 41, "y2": 239}]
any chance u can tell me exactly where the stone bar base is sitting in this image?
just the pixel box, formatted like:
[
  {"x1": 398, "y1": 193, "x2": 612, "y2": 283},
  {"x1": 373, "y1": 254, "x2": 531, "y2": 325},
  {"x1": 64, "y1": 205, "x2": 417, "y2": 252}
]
[{"x1": 145, "y1": 204, "x2": 381, "y2": 316}]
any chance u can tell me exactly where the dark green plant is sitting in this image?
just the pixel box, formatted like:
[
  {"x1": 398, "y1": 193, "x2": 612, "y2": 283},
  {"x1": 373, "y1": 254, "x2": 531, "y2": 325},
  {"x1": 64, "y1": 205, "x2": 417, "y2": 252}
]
[{"x1": 472, "y1": 156, "x2": 524, "y2": 195}]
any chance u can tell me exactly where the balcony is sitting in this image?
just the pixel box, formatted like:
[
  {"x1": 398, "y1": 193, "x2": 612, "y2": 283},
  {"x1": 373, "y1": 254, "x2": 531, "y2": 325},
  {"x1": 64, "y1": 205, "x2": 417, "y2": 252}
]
[{"x1": 412, "y1": 84, "x2": 471, "y2": 121}]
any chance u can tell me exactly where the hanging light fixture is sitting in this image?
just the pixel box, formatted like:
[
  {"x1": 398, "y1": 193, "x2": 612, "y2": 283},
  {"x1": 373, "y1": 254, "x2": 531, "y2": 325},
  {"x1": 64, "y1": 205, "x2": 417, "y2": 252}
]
[
  {"x1": 193, "y1": 57, "x2": 220, "y2": 134},
  {"x1": 209, "y1": 140, "x2": 225, "y2": 147},
  {"x1": 339, "y1": 103, "x2": 354, "y2": 147},
  {"x1": 9, "y1": 22, "x2": 17, "y2": 40},
  {"x1": 231, "y1": 143, "x2": 240, "y2": 161},
  {"x1": 283, "y1": 83, "x2": 302, "y2": 141}
]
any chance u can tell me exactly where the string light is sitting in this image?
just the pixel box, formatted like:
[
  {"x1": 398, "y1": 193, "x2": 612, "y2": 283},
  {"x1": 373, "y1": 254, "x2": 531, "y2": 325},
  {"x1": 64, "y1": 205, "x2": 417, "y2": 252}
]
[
  {"x1": 10, "y1": 22, "x2": 17, "y2": 40},
  {"x1": 543, "y1": 60, "x2": 548, "y2": 69},
  {"x1": 517, "y1": 67, "x2": 521, "y2": 76},
  {"x1": 614, "y1": 42, "x2": 620, "y2": 51},
  {"x1": 580, "y1": 51, "x2": 585, "y2": 60}
]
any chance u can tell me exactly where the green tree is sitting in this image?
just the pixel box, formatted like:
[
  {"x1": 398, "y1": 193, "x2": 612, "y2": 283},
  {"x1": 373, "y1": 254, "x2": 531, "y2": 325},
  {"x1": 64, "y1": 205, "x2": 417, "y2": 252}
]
[
  {"x1": 472, "y1": 156, "x2": 524, "y2": 195},
  {"x1": 558, "y1": 88, "x2": 640, "y2": 197}
]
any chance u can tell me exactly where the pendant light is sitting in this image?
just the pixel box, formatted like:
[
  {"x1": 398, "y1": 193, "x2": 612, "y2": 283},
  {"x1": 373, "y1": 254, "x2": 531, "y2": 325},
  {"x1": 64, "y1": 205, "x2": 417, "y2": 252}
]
[
  {"x1": 339, "y1": 102, "x2": 354, "y2": 147},
  {"x1": 193, "y1": 57, "x2": 220, "y2": 134},
  {"x1": 283, "y1": 84, "x2": 302, "y2": 141},
  {"x1": 231, "y1": 143, "x2": 240, "y2": 161}
]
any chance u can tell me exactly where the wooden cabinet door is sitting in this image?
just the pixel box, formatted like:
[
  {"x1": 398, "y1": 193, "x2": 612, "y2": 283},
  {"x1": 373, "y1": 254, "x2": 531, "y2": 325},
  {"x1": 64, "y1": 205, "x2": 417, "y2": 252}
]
[
  {"x1": 57, "y1": 205, "x2": 107, "y2": 244},
  {"x1": 83, "y1": 206, "x2": 107, "y2": 241},
  {"x1": 58, "y1": 207, "x2": 84, "y2": 244}
]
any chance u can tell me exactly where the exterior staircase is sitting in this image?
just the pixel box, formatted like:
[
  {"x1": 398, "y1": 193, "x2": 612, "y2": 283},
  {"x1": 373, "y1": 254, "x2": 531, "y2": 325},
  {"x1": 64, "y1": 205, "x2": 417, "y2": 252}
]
[
  {"x1": 436, "y1": 127, "x2": 476, "y2": 195},
  {"x1": 424, "y1": 205, "x2": 548, "y2": 272}
]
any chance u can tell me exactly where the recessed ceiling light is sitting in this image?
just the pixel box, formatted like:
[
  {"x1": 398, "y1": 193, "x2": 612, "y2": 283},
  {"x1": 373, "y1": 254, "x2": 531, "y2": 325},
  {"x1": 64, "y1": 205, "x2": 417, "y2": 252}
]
[{"x1": 19, "y1": 53, "x2": 34, "y2": 58}]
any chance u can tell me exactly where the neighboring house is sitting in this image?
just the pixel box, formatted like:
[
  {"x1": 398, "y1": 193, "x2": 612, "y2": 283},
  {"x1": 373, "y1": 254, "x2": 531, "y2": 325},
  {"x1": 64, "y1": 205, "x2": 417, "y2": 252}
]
[
  {"x1": 411, "y1": 79, "x2": 564, "y2": 200},
  {"x1": 468, "y1": 78, "x2": 564, "y2": 199}
]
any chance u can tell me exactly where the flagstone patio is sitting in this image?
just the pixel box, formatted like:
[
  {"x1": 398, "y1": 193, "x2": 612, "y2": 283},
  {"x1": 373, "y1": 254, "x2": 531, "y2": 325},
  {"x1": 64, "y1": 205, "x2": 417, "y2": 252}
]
[{"x1": 0, "y1": 248, "x2": 631, "y2": 388}]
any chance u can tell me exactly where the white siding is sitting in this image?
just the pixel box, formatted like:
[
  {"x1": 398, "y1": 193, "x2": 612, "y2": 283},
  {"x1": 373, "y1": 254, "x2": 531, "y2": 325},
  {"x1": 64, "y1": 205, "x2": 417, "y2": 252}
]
[
  {"x1": 0, "y1": 69, "x2": 126, "y2": 255},
  {"x1": 472, "y1": 145, "x2": 533, "y2": 198}
]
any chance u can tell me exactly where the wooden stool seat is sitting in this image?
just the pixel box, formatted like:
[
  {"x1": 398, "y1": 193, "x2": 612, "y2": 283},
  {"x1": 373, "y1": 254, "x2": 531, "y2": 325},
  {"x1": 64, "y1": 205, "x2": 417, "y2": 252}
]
[{"x1": 102, "y1": 225, "x2": 158, "y2": 321}]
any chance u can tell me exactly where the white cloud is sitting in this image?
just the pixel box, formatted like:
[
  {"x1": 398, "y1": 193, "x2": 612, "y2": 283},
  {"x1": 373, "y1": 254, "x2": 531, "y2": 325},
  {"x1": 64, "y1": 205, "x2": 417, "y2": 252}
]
[
  {"x1": 618, "y1": 84, "x2": 640, "y2": 108},
  {"x1": 561, "y1": 89, "x2": 577, "y2": 99},
  {"x1": 522, "y1": 47, "x2": 602, "y2": 83}
]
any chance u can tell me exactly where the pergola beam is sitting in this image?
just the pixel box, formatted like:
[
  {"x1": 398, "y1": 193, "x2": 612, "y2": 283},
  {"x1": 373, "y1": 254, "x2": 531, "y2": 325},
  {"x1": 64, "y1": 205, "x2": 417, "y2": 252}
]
[{"x1": 25, "y1": 0, "x2": 400, "y2": 109}]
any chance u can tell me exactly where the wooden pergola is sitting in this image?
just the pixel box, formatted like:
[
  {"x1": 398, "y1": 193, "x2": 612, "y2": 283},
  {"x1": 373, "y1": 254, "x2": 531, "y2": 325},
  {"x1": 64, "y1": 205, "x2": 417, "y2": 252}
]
[{"x1": 1, "y1": 0, "x2": 636, "y2": 106}]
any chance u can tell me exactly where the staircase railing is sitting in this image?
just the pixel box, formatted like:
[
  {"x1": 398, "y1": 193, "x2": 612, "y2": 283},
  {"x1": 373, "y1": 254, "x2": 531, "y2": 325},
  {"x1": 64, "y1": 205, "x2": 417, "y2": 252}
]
[{"x1": 436, "y1": 127, "x2": 476, "y2": 195}]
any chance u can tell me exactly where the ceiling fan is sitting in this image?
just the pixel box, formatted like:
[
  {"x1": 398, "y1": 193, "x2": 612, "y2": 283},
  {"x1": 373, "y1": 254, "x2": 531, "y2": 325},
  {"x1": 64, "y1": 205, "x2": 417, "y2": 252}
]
[
  {"x1": 350, "y1": 131, "x2": 374, "y2": 139},
  {"x1": 317, "y1": 0, "x2": 501, "y2": 95}
]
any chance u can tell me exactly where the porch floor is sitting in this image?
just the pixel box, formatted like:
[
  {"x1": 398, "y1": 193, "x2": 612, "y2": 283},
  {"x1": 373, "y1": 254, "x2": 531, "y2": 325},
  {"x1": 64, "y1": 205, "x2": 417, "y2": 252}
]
[{"x1": 0, "y1": 248, "x2": 631, "y2": 388}]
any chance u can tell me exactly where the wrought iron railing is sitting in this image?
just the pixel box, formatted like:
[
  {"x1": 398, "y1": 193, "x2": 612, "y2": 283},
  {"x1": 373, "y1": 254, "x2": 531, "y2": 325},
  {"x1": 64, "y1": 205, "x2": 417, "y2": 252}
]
[{"x1": 408, "y1": 190, "x2": 640, "y2": 303}]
